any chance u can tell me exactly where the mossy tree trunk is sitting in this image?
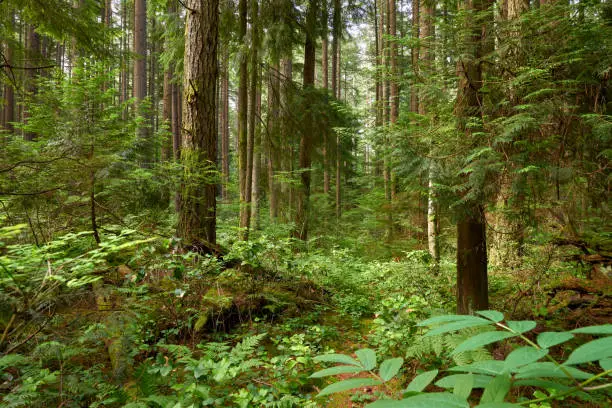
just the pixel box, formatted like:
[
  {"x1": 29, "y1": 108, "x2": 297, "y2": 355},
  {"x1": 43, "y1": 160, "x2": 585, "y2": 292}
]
[{"x1": 177, "y1": 0, "x2": 219, "y2": 246}]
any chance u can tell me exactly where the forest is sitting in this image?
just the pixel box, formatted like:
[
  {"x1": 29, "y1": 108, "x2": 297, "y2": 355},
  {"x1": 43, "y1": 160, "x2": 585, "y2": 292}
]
[{"x1": 0, "y1": 0, "x2": 611, "y2": 406}]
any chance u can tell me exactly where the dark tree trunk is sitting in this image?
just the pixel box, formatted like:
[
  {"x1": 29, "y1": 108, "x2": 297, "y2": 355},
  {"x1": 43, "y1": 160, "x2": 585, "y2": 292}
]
[
  {"x1": 134, "y1": 0, "x2": 149, "y2": 162},
  {"x1": 177, "y1": 0, "x2": 219, "y2": 246},
  {"x1": 455, "y1": 0, "x2": 492, "y2": 314},
  {"x1": 238, "y1": 0, "x2": 250, "y2": 236},
  {"x1": 294, "y1": 0, "x2": 317, "y2": 240},
  {"x1": 23, "y1": 24, "x2": 40, "y2": 141},
  {"x1": 457, "y1": 207, "x2": 488, "y2": 314},
  {"x1": 2, "y1": 10, "x2": 15, "y2": 133},
  {"x1": 221, "y1": 48, "x2": 230, "y2": 200}
]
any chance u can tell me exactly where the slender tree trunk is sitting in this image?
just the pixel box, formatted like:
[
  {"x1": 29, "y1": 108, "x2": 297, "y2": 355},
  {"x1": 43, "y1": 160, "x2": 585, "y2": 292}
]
[
  {"x1": 177, "y1": 0, "x2": 219, "y2": 246},
  {"x1": 221, "y1": 47, "x2": 230, "y2": 200},
  {"x1": 455, "y1": 0, "x2": 492, "y2": 314},
  {"x1": 162, "y1": 1, "x2": 175, "y2": 161},
  {"x1": 281, "y1": 57, "x2": 293, "y2": 221},
  {"x1": 23, "y1": 24, "x2": 39, "y2": 141},
  {"x1": 134, "y1": 0, "x2": 149, "y2": 162},
  {"x1": 238, "y1": 0, "x2": 250, "y2": 236},
  {"x1": 267, "y1": 62, "x2": 280, "y2": 220},
  {"x1": 294, "y1": 0, "x2": 317, "y2": 240},
  {"x1": 251, "y1": 83, "x2": 262, "y2": 229},
  {"x1": 419, "y1": 0, "x2": 439, "y2": 266},
  {"x1": 322, "y1": 0, "x2": 330, "y2": 194},
  {"x1": 332, "y1": 0, "x2": 342, "y2": 217},
  {"x1": 244, "y1": 0, "x2": 259, "y2": 239},
  {"x1": 2, "y1": 10, "x2": 15, "y2": 133},
  {"x1": 410, "y1": 0, "x2": 419, "y2": 113}
]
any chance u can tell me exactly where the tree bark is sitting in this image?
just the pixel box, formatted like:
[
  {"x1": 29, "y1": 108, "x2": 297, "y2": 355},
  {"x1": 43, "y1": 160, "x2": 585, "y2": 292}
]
[
  {"x1": 134, "y1": 0, "x2": 149, "y2": 163},
  {"x1": 23, "y1": 24, "x2": 40, "y2": 141},
  {"x1": 244, "y1": 0, "x2": 259, "y2": 238},
  {"x1": 177, "y1": 0, "x2": 219, "y2": 246},
  {"x1": 267, "y1": 62, "x2": 280, "y2": 220},
  {"x1": 455, "y1": 0, "x2": 492, "y2": 314},
  {"x1": 238, "y1": 0, "x2": 250, "y2": 236},
  {"x1": 2, "y1": 10, "x2": 15, "y2": 133},
  {"x1": 294, "y1": 0, "x2": 318, "y2": 240},
  {"x1": 220, "y1": 47, "x2": 230, "y2": 201}
]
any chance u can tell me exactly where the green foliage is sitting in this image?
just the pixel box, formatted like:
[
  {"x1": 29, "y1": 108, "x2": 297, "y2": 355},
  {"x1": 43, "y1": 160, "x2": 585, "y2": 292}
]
[{"x1": 311, "y1": 311, "x2": 612, "y2": 407}]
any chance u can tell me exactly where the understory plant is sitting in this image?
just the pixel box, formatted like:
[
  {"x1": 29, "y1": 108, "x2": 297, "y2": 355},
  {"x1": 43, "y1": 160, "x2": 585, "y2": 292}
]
[{"x1": 311, "y1": 310, "x2": 612, "y2": 407}]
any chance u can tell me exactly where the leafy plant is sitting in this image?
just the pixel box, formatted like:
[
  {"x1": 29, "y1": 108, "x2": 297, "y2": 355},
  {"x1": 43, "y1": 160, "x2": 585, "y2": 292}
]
[{"x1": 311, "y1": 311, "x2": 612, "y2": 407}]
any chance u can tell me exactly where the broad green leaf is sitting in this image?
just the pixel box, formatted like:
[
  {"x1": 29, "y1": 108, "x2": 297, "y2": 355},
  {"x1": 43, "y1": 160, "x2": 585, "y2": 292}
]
[
  {"x1": 425, "y1": 317, "x2": 493, "y2": 337},
  {"x1": 448, "y1": 361, "x2": 505, "y2": 376},
  {"x1": 317, "y1": 378, "x2": 382, "y2": 397},
  {"x1": 314, "y1": 353, "x2": 361, "y2": 367},
  {"x1": 600, "y1": 358, "x2": 612, "y2": 372},
  {"x1": 475, "y1": 403, "x2": 520, "y2": 408},
  {"x1": 451, "y1": 332, "x2": 516, "y2": 355},
  {"x1": 436, "y1": 374, "x2": 493, "y2": 389},
  {"x1": 503, "y1": 347, "x2": 549, "y2": 371},
  {"x1": 480, "y1": 373, "x2": 511, "y2": 403},
  {"x1": 506, "y1": 321, "x2": 536, "y2": 334},
  {"x1": 418, "y1": 314, "x2": 486, "y2": 327},
  {"x1": 310, "y1": 365, "x2": 365, "y2": 378},
  {"x1": 476, "y1": 311, "x2": 505, "y2": 323},
  {"x1": 571, "y1": 325, "x2": 612, "y2": 335},
  {"x1": 564, "y1": 337, "x2": 612, "y2": 366},
  {"x1": 536, "y1": 332, "x2": 574, "y2": 349},
  {"x1": 379, "y1": 357, "x2": 404, "y2": 382},
  {"x1": 516, "y1": 362, "x2": 591, "y2": 379},
  {"x1": 366, "y1": 392, "x2": 469, "y2": 408},
  {"x1": 405, "y1": 369, "x2": 438, "y2": 393},
  {"x1": 453, "y1": 373, "x2": 474, "y2": 399},
  {"x1": 356, "y1": 348, "x2": 377, "y2": 370}
]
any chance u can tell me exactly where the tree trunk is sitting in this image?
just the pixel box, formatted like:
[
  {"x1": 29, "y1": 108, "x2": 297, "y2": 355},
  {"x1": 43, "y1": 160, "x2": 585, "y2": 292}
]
[
  {"x1": 267, "y1": 62, "x2": 280, "y2": 220},
  {"x1": 410, "y1": 0, "x2": 419, "y2": 113},
  {"x1": 177, "y1": 0, "x2": 219, "y2": 246},
  {"x1": 251, "y1": 83, "x2": 262, "y2": 230},
  {"x1": 331, "y1": 0, "x2": 341, "y2": 99},
  {"x1": 322, "y1": 0, "x2": 330, "y2": 194},
  {"x1": 455, "y1": 0, "x2": 492, "y2": 314},
  {"x1": 294, "y1": 0, "x2": 317, "y2": 240},
  {"x1": 162, "y1": 1, "x2": 176, "y2": 162},
  {"x1": 221, "y1": 47, "x2": 230, "y2": 201},
  {"x1": 2, "y1": 10, "x2": 15, "y2": 133},
  {"x1": 244, "y1": 0, "x2": 259, "y2": 238},
  {"x1": 134, "y1": 0, "x2": 149, "y2": 163},
  {"x1": 457, "y1": 207, "x2": 488, "y2": 314},
  {"x1": 238, "y1": 0, "x2": 250, "y2": 236},
  {"x1": 23, "y1": 24, "x2": 40, "y2": 141}
]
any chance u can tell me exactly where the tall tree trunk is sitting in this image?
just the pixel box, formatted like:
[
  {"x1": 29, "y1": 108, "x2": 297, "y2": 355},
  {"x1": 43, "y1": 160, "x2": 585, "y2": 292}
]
[
  {"x1": 332, "y1": 0, "x2": 342, "y2": 217},
  {"x1": 322, "y1": 0, "x2": 330, "y2": 194},
  {"x1": 23, "y1": 24, "x2": 40, "y2": 141},
  {"x1": 244, "y1": 0, "x2": 259, "y2": 239},
  {"x1": 162, "y1": 1, "x2": 176, "y2": 162},
  {"x1": 238, "y1": 0, "x2": 250, "y2": 236},
  {"x1": 134, "y1": 0, "x2": 149, "y2": 162},
  {"x1": 267, "y1": 62, "x2": 280, "y2": 220},
  {"x1": 419, "y1": 0, "x2": 439, "y2": 266},
  {"x1": 294, "y1": 0, "x2": 318, "y2": 240},
  {"x1": 2, "y1": 10, "x2": 15, "y2": 133},
  {"x1": 251, "y1": 82, "x2": 262, "y2": 229},
  {"x1": 177, "y1": 0, "x2": 219, "y2": 246},
  {"x1": 455, "y1": 0, "x2": 492, "y2": 314},
  {"x1": 221, "y1": 47, "x2": 230, "y2": 201},
  {"x1": 410, "y1": 0, "x2": 419, "y2": 113},
  {"x1": 281, "y1": 57, "x2": 293, "y2": 221},
  {"x1": 331, "y1": 0, "x2": 341, "y2": 99}
]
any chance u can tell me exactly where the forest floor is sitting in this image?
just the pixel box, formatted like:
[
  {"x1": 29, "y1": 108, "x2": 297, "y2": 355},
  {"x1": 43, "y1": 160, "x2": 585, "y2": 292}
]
[{"x1": 1, "y1": 228, "x2": 611, "y2": 407}]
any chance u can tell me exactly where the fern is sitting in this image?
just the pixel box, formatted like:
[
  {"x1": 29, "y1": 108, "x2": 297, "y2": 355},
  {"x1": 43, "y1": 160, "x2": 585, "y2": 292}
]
[{"x1": 405, "y1": 328, "x2": 492, "y2": 366}]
